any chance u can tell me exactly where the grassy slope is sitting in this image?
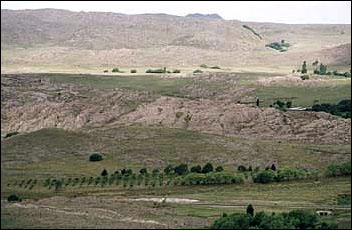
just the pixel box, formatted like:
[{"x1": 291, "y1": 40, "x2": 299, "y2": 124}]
[{"x1": 251, "y1": 79, "x2": 351, "y2": 107}]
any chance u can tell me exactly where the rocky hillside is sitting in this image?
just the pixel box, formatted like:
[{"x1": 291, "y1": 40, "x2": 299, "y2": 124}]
[{"x1": 1, "y1": 9, "x2": 350, "y2": 67}]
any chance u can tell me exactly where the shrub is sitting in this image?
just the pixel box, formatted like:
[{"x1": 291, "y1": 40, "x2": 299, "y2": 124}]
[
  {"x1": 210, "y1": 66, "x2": 221, "y2": 69},
  {"x1": 301, "y1": 61, "x2": 307, "y2": 74},
  {"x1": 7, "y1": 194, "x2": 21, "y2": 202},
  {"x1": 4, "y1": 131, "x2": 19, "y2": 138},
  {"x1": 193, "y1": 69, "x2": 203, "y2": 74},
  {"x1": 253, "y1": 170, "x2": 276, "y2": 183},
  {"x1": 237, "y1": 165, "x2": 247, "y2": 172},
  {"x1": 112, "y1": 68, "x2": 120, "y2": 72},
  {"x1": 146, "y1": 68, "x2": 166, "y2": 73},
  {"x1": 89, "y1": 153, "x2": 103, "y2": 161},
  {"x1": 174, "y1": 164, "x2": 189, "y2": 175},
  {"x1": 200, "y1": 64, "x2": 208, "y2": 68},
  {"x1": 211, "y1": 208, "x2": 336, "y2": 229},
  {"x1": 103, "y1": 70, "x2": 108, "y2": 73},
  {"x1": 216, "y1": 166, "x2": 224, "y2": 172},
  {"x1": 202, "y1": 163, "x2": 214, "y2": 174},
  {"x1": 325, "y1": 162, "x2": 351, "y2": 177},
  {"x1": 300, "y1": 74, "x2": 309, "y2": 80},
  {"x1": 152, "y1": 169, "x2": 159, "y2": 175},
  {"x1": 172, "y1": 69, "x2": 181, "y2": 73},
  {"x1": 101, "y1": 169, "x2": 108, "y2": 177},
  {"x1": 139, "y1": 168, "x2": 148, "y2": 174},
  {"x1": 190, "y1": 165, "x2": 202, "y2": 173},
  {"x1": 130, "y1": 69, "x2": 137, "y2": 73},
  {"x1": 246, "y1": 204, "x2": 254, "y2": 216},
  {"x1": 164, "y1": 164, "x2": 174, "y2": 175}
]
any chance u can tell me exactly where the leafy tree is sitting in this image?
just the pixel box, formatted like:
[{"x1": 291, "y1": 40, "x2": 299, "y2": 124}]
[
  {"x1": 216, "y1": 166, "x2": 224, "y2": 172},
  {"x1": 238, "y1": 165, "x2": 247, "y2": 172},
  {"x1": 89, "y1": 153, "x2": 103, "y2": 162},
  {"x1": 270, "y1": 164, "x2": 276, "y2": 171},
  {"x1": 164, "y1": 164, "x2": 174, "y2": 175},
  {"x1": 247, "y1": 204, "x2": 254, "y2": 216},
  {"x1": 174, "y1": 164, "x2": 189, "y2": 175},
  {"x1": 112, "y1": 67, "x2": 120, "y2": 72},
  {"x1": 319, "y1": 63, "x2": 327, "y2": 75},
  {"x1": 101, "y1": 169, "x2": 108, "y2": 177},
  {"x1": 301, "y1": 61, "x2": 307, "y2": 74},
  {"x1": 152, "y1": 169, "x2": 159, "y2": 175},
  {"x1": 190, "y1": 165, "x2": 202, "y2": 173},
  {"x1": 253, "y1": 170, "x2": 276, "y2": 183},
  {"x1": 139, "y1": 168, "x2": 148, "y2": 174},
  {"x1": 202, "y1": 163, "x2": 214, "y2": 174},
  {"x1": 7, "y1": 194, "x2": 21, "y2": 202}
]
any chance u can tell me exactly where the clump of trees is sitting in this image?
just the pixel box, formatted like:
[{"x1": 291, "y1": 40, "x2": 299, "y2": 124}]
[
  {"x1": 252, "y1": 168, "x2": 320, "y2": 184},
  {"x1": 269, "y1": 100, "x2": 292, "y2": 111},
  {"x1": 311, "y1": 99, "x2": 351, "y2": 118},
  {"x1": 211, "y1": 207, "x2": 337, "y2": 229},
  {"x1": 179, "y1": 172, "x2": 244, "y2": 186},
  {"x1": 89, "y1": 153, "x2": 103, "y2": 162}
]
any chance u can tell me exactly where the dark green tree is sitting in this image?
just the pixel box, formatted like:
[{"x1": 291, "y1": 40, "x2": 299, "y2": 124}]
[
  {"x1": 216, "y1": 166, "x2": 224, "y2": 172},
  {"x1": 191, "y1": 165, "x2": 202, "y2": 173},
  {"x1": 246, "y1": 204, "x2": 254, "y2": 216},
  {"x1": 101, "y1": 169, "x2": 108, "y2": 177},
  {"x1": 174, "y1": 164, "x2": 189, "y2": 175},
  {"x1": 202, "y1": 163, "x2": 214, "y2": 174},
  {"x1": 301, "y1": 61, "x2": 307, "y2": 74}
]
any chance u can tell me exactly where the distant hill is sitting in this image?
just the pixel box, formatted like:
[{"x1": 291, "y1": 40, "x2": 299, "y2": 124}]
[
  {"x1": 185, "y1": 13, "x2": 223, "y2": 20},
  {"x1": 1, "y1": 9, "x2": 350, "y2": 67}
]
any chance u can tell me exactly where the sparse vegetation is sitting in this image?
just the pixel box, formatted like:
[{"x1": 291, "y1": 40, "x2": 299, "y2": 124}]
[
  {"x1": 4, "y1": 131, "x2": 19, "y2": 139},
  {"x1": 193, "y1": 69, "x2": 203, "y2": 74}
]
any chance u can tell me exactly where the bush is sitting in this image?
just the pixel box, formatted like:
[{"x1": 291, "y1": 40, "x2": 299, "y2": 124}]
[
  {"x1": 325, "y1": 162, "x2": 351, "y2": 177},
  {"x1": 202, "y1": 163, "x2": 214, "y2": 174},
  {"x1": 139, "y1": 168, "x2": 147, "y2": 174},
  {"x1": 7, "y1": 194, "x2": 21, "y2": 202},
  {"x1": 210, "y1": 66, "x2": 221, "y2": 69},
  {"x1": 193, "y1": 69, "x2": 203, "y2": 74},
  {"x1": 190, "y1": 165, "x2": 202, "y2": 173},
  {"x1": 164, "y1": 164, "x2": 174, "y2": 175},
  {"x1": 216, "y1": 166, "x2": 224, "y2": 172},
  {"x1": 4, "y1": 131, "x2": 19, "y2": 138},
  {"x1": 130, "y1": 69, "x2": 137, "y2": 73},
  {"x1": 253, "y1": 170, "x2": 276, "y2": 183},
  {"x1": 211, "y1": 208, "x2": 336, "y2": 229},
  {"x1": 112, "y1": 68, "x2": 120, "y2": 73},
  {"x1": 174, "y1": 164, "x2": 189, "y2": 175},
  {"x1": 103, "y1": 70, "x2": 108, "y2": 73},
  {"x1": 146, "y1": 68, "x2": 166, "y2": 73},
  {"x1": 300, "y1": 74, "x2": 309, "y2": 80},
  {"x1": 172, "y1": 69, "x2": 181, "y2": 73},
  {"x1": 89, "y1": 153, "x2": 103, "y2": 162},
  {"x1": 237, "y1": 165, "x2": 247, "y2": 172},
  {"x1": 101, "y1": 169, "x2": 108, "y2": 177},
  {"x1": 200, "y1": 64, "x2": 208, "y2": 68}
]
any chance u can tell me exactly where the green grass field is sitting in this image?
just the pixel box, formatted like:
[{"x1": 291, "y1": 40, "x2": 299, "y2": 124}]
[{"x1": 251, "y1": 79, "x2": 351, "y2": 107}]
